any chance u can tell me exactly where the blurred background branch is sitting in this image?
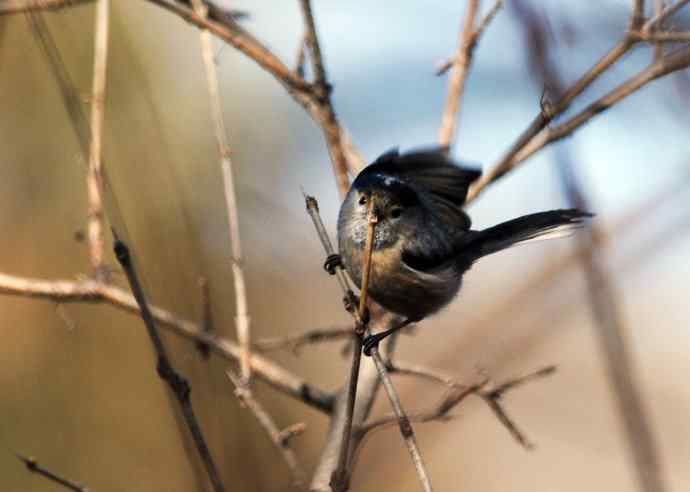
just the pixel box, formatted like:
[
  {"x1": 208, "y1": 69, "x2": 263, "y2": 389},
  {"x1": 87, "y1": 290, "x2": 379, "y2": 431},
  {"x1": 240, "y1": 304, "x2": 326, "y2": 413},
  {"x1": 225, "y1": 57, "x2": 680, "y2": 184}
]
[{"x1": 1, "y1": 0, "x2": 689, "y2": 491}]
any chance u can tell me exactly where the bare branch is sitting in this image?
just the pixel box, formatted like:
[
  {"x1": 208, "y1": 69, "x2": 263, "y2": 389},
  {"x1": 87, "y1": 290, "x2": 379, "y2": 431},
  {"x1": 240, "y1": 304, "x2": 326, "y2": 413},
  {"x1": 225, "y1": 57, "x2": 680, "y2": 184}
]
[
  {"x1": 653, "y1": 0, "x2": 666, "y2": 60},
  {"x1": 466, "y1": 38, "x2": 632, "y2": 203},
  {"x1": 0, "y1": 0, "x2": 91, "y2": 14},
  {"x1": 16, "y1": 453, "x2": 87, "y2": 492},
  {"x1": 631, "y1": 0, "x2": 646, "y2": 29},
  {"x1": 358, "y1": 366, "x2": 556, "y2": 451},
  {"x1": 86, "y1": 0, "x2": 109, "y2": 280},
  {"x1": 514, "y1": 44, "x2": 690, "y2": 165},
  {"x1": 227, "y1": 370, "x2": 307, "y2": 489},
  {"x1": 370, "y1": 347, "x2": 434, "y2": 491},
  {"x1": 191, "y1": 0, "x2": 252, "y2": 386},
  {"x1": 277, "y1": 422, "x2": 308, "y2": 446},
  {"x1": 643, "y1": 0, "x2": 690, "y2": 32},
  {"x1": 631, "y1": 30, "x2": 690, "y2": 41},
  {"x1": 331, "y1": 199, "x2": 377, "y2": 492},
  {"x1": 254, "y1": 324, "x2": 353, "y2": 353},
  {"x1": 439, "y1": 0, "x2": 503, "y2": 149},
  {"x1": 0, "y1": 271, "x2": 335, "y2": 413},
  {"x1": 112, "y1": 236, "x2": 225, "y2": 492},
  {"x1": 298, "y1": 0, "x2": 350, "y2": 197}
]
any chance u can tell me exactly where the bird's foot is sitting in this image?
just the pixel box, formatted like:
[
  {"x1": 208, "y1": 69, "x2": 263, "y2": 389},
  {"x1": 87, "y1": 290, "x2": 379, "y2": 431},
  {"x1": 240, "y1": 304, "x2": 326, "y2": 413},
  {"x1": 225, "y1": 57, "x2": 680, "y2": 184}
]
[
  {"x1": 323, "y1": 254, "x2": 342, "y2": 275},
  {"x1": 362, "y1": 332, "x2": 386, "y2": 356}
]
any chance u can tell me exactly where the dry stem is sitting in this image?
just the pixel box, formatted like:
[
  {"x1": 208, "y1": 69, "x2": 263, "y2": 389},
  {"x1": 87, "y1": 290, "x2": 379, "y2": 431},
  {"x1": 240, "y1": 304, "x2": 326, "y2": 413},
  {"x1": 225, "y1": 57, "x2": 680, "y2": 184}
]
[
  {"x1": 16, "y1": 453, "x2": 87, "y2": 491},
  {"x1": 0, "y1": 271, "x2": 335, "y2": 413},
  {"x1": 113, "y1": 236, "x2": 225, "y2": 492},
  {"x1": 86, "y1": 0, "x2": 109, "y2": 280},
  {"x1": 438, "y1": 0, "x2": 503, "y2": 149},
  {"x1": 254, "y1": 324, "x2": 353, "y2": 353},
  {"x1": 227, "y1": 370, "x2": 307, "y2": 489},
  {"x1": 331, "y1": 200, "x2": 377, "y2": 492},
  {"x1": 191, "y1": 0, "x2": 252, "y2": 387},
  {"x1": 370, "y1": 347, "x2": 434, "y2": 491}
]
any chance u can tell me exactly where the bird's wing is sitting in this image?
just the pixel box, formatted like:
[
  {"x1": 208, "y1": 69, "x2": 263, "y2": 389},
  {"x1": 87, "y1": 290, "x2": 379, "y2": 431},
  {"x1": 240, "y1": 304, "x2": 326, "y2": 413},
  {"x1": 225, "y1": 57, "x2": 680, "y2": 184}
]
[{"x1": 364, "y1": 147, "x2": 481, "y2": 230}]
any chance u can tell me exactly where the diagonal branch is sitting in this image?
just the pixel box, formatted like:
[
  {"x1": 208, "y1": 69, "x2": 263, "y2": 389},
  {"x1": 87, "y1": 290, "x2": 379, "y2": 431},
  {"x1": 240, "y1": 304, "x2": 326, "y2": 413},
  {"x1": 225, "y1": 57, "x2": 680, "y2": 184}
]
[
  {"x1": 112, "y1": 235, "x2": 226, "y2": 492},
  {"x1": 513, "y1": 44, "x2": 690, "y2": 165},
  {"x1": 16, "y1": 453, "x2": 87, "y2": 492},
  {"x1": 0, "y1": 271, "x2": 335, "y2": 413},
  {"x1": 227, "y1": 370, "x2": 307, "y2": 489}
]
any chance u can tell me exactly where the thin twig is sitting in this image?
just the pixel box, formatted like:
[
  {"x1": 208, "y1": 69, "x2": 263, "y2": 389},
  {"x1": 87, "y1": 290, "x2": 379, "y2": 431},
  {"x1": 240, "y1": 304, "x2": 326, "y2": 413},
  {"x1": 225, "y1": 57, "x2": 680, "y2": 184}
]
[
  {"x1": 86, "y1": 0, "x2": 109, "y2": 280},
  {"x1": 0, "y1": 0, "x2": 91, "y2": 14},
  {"x1": 465, "y1": 37, "x2": 633, "y2": 203},
  {"x1": 254, "y1": 324, "x2": 353, "y2": 353},
  {"x1": 304, "y1": 196, "x2": 391, "y2": 491},
  {"x1": 331, "y1": 199, "x2": 377, "y2": 492},
  {"x1": 630, "y1": 30, "x2": 690, "y2": 41},
  {"x1": 513, "y1": 44, "x2": 690, "y2": 165},
  {"x1": 0, "y1": 271, "x2": 335, "y2": 413},
  {"x1": 295, "y1": 33, "x2": 308, "y2": 77},
  {"x1": 631, "y1": 0, "x2": 646, "y2": 29},
  {"x1": 369, "y1": 347, "x2": 434, "y2": 492},
  {"x1": 191, "y1": 0, "x2": 252, "y2": 387},
  {"x1": 112, "y1": 235, "x2": 225, "y2": 492},
  {"x1": 227, "y1": 370, "x2": 307, "y2": 489},
  {"x1": 653, "y1": 0, "x2": 666, "y2": 60},
  {"x1": 438, "y1": 0, "x2": 480, "y2": 149},
  {"x1": 643, "y1": 0, "x2": 690, "y2": 32},
  {"x1": 195, "y1": 277, "x2": 214, "y2": 358},
  {"x1": 277, "y1": 422, "x2": 308, "y2": 446},
  {"x1": 298, "y1": 0, "x2": 350, "y2": 197},
  {"x1": 16, "y1": 453, "x2": 88, "y2": 492},
  {"x1": 438, "y1": 0, "x2": 503, "y2": 148},
  {"x1": 357, "y1": 366, "x2": 556, "y2": 450}
]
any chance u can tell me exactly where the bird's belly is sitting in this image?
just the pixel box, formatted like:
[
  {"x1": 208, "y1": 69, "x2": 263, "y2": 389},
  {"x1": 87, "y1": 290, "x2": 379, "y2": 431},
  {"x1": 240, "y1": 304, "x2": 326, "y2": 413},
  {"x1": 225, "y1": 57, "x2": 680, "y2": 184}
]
[{"x1": 344, "y1": 239, "x2": 462, "y2": 320}]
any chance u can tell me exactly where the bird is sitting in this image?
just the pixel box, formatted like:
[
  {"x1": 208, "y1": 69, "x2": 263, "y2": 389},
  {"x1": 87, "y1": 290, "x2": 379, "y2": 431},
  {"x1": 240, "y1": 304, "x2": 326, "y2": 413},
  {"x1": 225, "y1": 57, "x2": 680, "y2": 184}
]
[{"x1": 334, "y1": 147, "x2": 592, "y2": 355}]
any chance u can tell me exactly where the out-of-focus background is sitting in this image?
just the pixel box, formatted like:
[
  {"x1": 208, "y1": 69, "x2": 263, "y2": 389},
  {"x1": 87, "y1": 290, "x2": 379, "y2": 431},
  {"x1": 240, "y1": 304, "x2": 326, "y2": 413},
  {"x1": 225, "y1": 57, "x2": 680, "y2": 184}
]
[{"x1": 1, "y1": 0, "x2": 689, "y2": 491}]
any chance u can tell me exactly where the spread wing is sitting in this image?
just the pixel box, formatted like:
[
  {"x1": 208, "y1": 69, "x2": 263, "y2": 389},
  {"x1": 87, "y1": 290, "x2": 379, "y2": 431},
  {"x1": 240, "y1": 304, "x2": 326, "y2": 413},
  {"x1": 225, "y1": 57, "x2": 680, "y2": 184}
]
[{"x1": 362, "y1": 147, "x2": 481, "y2": 231}]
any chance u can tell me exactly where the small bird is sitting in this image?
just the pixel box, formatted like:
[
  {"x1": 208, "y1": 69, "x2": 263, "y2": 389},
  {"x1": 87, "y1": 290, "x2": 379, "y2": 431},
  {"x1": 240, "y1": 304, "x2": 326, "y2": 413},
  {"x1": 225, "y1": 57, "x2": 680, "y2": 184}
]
[{"x1": 335, "y1": 147, "x2": 591, "y2": 355}]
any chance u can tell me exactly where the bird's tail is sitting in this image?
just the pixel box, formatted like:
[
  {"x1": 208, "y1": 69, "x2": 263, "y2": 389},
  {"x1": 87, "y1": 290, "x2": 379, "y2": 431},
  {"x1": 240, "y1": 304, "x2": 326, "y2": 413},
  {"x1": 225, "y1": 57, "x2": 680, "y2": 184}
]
[{"x1": 464, "y1": 209, "x2": 592, "y2": 261}]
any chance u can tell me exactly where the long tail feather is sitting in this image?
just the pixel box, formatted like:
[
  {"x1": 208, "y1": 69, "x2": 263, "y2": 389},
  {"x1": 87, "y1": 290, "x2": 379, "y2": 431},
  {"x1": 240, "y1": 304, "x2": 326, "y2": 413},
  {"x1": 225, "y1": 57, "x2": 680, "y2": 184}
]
[{"x1": 466, "y1": 209, "x2": 592, "y2": 261}]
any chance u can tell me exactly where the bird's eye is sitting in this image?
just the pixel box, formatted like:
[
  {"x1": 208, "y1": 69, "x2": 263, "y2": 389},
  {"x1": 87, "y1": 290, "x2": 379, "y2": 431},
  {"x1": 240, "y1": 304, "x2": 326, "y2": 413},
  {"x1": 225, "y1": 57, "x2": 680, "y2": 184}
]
[
  {"x1": 390, "y1": 207, "x2": 403, "y2": 219},
  {"x1": 358, "y1": 195, "x2": 367, "y2": 205}
]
